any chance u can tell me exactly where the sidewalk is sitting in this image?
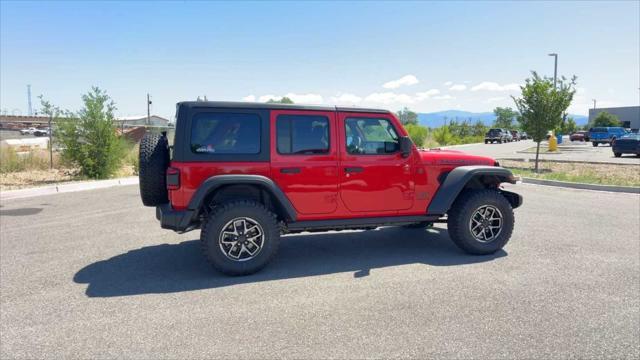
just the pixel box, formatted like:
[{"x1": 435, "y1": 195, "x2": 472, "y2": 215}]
[{"x1": 1, "y1": 177, "x2": 139, "y2": 201}]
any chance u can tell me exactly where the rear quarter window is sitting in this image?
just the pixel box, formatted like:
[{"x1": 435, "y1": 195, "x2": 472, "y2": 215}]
[{"x1": 190, "y1": 112, "x2": 260, "y2": 154}]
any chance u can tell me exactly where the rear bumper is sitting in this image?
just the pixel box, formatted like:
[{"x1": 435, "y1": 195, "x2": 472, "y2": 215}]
[{"x1": 156, "y1": 204, "x2": 196, "y2": 233}]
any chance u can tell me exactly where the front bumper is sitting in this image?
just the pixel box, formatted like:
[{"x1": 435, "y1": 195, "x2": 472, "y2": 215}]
[{"x1": 156, "y1": 204, "x2": 197, "y2": 233}]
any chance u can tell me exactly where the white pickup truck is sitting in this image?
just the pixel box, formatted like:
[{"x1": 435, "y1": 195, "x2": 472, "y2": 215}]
[{"x1": 19, "y1": 127, "x2": 38, "y2": 135}]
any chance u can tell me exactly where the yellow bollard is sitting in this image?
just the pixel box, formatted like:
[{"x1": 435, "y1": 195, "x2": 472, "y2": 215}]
[{"x1": 548, "y1": 131, "x2": 557, "y2": 152}]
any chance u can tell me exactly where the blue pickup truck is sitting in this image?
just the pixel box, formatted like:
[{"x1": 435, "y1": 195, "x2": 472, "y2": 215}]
[{"x1": 589, "y1": 127, "x2": 627, "y2": 147}]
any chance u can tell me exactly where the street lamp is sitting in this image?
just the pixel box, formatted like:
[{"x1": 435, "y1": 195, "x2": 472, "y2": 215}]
[
  {"x1": 548, "y1": 53, "x2": 558, "y2": 88},
  {"x1": 592, "y1": 99, "x2": 596, "y2": 109}
]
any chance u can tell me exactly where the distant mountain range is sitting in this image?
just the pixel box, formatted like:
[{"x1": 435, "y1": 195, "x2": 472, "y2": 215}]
[{"x1": 418, "y1": 110, "x2": 588, "y2": 127}]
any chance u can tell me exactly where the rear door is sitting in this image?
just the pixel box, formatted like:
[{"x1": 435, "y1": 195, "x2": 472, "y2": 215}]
[
  {"x1": 270, "y1": 110, "x2": 339, "y2": 215},
  {"x1": 337, "y1": 112, "x2": 414, "y2": 213}
]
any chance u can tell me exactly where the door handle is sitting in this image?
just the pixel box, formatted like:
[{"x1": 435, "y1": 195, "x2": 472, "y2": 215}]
[
  {"x1": 280, "y1": 167, "x2": 301, "y2": 174},
  {"x1": 344, "y1": 167, "x2": 364, "y2": 173}
]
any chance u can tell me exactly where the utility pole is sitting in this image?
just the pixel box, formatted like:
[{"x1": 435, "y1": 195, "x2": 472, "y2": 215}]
[
  {"x1": 592, "y1": 99, "x2": 596, "y2": 109},
  {"x1": 48, "y1": 113, "x2": 53, "y2": 169},
  {"x1": 147, "y1": 93, "x2": 152, "y2": 126},
  {"x1": 27, "y1": 85, "x2": 33, "y2": 116},
  {"x1": 548, "y1": 53, "x2": 558, "y2": 88}
]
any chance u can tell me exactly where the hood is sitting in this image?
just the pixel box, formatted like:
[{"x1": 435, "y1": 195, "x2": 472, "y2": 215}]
[{"x1": 418, "y1": 148, "x2": 496, "y2": 167}]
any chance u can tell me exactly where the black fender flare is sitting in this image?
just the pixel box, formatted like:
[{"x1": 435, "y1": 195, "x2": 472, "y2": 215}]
[
  {"x1": 427, "y1": 166, "x2": 517, "y2": 215},
  {"x1": 187, "y1": 174, "x2": 297, "y2": 221}
]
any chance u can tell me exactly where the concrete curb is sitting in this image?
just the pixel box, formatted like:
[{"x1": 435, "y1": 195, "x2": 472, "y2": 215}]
[
  {"x1": 521, "y1": 177, "x2": 640, "y2": 194},
  {"x1": 1, "y1": 177, "x2": 139, "y2": 201}
]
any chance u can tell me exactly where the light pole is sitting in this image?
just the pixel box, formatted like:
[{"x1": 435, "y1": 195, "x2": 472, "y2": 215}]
[
  {"x1": 592, "y1": 99, "x2": 596, "y2": 109},
  {"x1": 548, "y1": 53, "x2": 558, "y2": 88},
  {"x1": 147, "y1": 93, "x2": 152, "y2": 126}
]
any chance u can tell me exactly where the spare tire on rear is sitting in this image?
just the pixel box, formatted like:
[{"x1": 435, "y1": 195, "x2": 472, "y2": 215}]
[{"x1": 139, "y1": 133, "x2": 170, "y2": 206}]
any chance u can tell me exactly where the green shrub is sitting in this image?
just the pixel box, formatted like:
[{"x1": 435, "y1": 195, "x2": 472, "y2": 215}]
[
  {"x1": 432, "y1": 126, "x2": 459, "y2": 146},
  {"x1": 55, "y1": 87, "x2": 126, "y2": 179},
  {"x1": 404, "y1": 124, "x2": 428, "y2": 147},
  {"x1": 0, "y1": 147, "x2": 58, "y2": 173}
]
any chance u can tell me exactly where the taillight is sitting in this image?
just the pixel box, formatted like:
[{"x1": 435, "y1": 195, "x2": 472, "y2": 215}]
[{"x1": 166, "y1": 167, "x2": 180, "y2": 190}]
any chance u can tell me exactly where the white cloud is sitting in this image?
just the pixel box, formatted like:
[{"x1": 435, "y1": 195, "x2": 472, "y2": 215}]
[
  {"x1": 330, "y1": 93, "x2": 362, "y2": 104},
  {"x1": 433, "y1": 95, "x2": 454, "y2": 100},
  {"x1": 487, "y1": 97, "x2": 506, "y2": 103},
  {"x1": 258, "y1": 94, "x2": 279, "y2": 102},
  {"x1": 364, "y1": 92, "x2": 416, "y2": 105},
  {"x1": 252, "y1": 93, "x2": 323, "y2": 104},
  {"x1": 449, "y1": 84, "x2": 467, "y2": 91},
  {"x1": 283, "y1": 93, "x2": 323, "y2": 104},
  {"x1": 444, "y1": 81, "x2": 453, "y2": 86},
  {"x1": 415, "y1": 89, "x2": 440, "y2": 100},
  {"x1": 382, "y1": 75, "x2": 419, "y2": 89},
  {"x1": 471, "y1": 81, "x2": 520, "y2": 92}
]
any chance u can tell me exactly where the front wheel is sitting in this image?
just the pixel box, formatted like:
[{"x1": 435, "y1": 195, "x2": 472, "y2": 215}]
[
  {"x1": 614, "y1": 152, "x2": 622, "y2": 158},
  {"x1": 592, "y1": 142, "x2": 598, "y2": 147},
  {"x1": 447, "y1": 189, "x2": 514, "y2": 255},
  {"x1": 201, "y1": 200, "x2": 280, "y2": 276}
]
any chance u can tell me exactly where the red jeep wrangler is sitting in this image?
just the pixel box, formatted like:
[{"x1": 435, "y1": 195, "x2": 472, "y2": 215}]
[{"x1": 139, "y1": 102, "x2": 522, "y2": 275}]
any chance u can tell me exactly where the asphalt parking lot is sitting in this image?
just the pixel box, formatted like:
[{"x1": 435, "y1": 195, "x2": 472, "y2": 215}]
[
  {"x1": 445, "y1": 139, "x2": 640, "y2": 165},
  {"x1": 1, "y1": 185, "x2": 639, "y2": 358}
]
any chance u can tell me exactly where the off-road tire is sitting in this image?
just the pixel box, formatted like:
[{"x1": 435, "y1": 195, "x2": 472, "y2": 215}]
[
  {"x1": 201, "y1": 200, "x2": 280, "y2": 276},
  {"x1": 614, "y1": 152, "x2": 622, "y2": 158},
  {"x1": 447, "y1": 189, "x2": 514, "y2": 255},
  {"x1": 139, "y1": 133, "x2": 170, "y2": 206}
]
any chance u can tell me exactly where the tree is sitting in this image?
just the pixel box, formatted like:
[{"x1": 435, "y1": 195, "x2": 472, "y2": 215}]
[
  {"x1": 404, "y1": 123, "x2": 428, "y2": 147},
  {"x1": 591, "y1": 111, "x2": 621, "y2": 127},
  {"x1": 55, "y1": 87, "x2": 126, "y2": 179},
  {"x1": 562, "y1": 117, "x2": 578, "y2": 134},
  {"x1": 266, "y1": 96, "x2": 294, "y2": 104},
  {"x1": 512, "y1": 71, "x2": 576, "y2": 172},
  {"x1": 493, "y1": 107, "x2": 518, "y2": 129},
  {"x1": 396, "y1": 107, "x2": 418, "y2": 125}
]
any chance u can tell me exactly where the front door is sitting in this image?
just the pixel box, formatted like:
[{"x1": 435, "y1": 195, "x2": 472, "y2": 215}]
[
  {"x1": 338, "y1": 112, "x2": 414, "y2": 213},
  {"x1": 270, "y1": 110, "x2": 339, "y2": 215}
]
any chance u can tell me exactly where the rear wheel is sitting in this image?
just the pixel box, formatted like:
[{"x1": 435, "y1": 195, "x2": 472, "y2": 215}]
[
  {"x1": 447, "y1": 189, "x2": 514, "y2": 255},
  {"x1": 201, "y1": 200, "x2": 280, "y2": 276},
  {"x1": 614, "y1": 152, "x2": 622, "y2": 158},
  {"x1": 592, "y1": 142, "x2": 598, "y2": 147}
]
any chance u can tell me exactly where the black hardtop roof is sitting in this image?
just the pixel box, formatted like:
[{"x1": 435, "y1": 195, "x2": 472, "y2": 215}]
[{"x1": 178, "y1": 101, "x2": 391, "y2": 114}]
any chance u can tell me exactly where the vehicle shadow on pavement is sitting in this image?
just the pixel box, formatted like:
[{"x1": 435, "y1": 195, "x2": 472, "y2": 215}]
[{"x1": 74, "y1": 226, "x2": 506, "y2": 297}]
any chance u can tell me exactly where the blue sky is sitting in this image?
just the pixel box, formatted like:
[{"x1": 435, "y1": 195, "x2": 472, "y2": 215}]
[{"x1": 1, "y1": 1, "x2": 638, "y2": 119}]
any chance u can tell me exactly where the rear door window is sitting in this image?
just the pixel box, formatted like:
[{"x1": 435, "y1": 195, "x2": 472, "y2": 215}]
[
  {"x1": 276, "y1": 115, "x2": 330, "y2": 155},
  {"x1": 190, "y1": 112, "x2": 260, "y2": 154}
]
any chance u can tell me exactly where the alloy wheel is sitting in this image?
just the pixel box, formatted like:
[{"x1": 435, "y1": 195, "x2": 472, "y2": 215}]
[
  {"x1": 468, "y1": 205, "x2": 503, "y2": 243},
  {"x1": 219, "y1": 217, "x2": 265, "y2": 261}
]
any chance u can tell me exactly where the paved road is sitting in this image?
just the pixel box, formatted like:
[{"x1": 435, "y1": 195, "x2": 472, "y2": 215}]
[
  {"x1": 1, "y1": 185, "x2": 639, "y2": 358},
  {"x1": 444, "y1": 139, "x2": 640, "y2": 165}
]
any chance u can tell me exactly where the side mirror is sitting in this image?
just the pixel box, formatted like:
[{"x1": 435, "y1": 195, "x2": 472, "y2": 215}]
[{"x1": 399, "y1": 136, "x2": 412, "y2": 158}]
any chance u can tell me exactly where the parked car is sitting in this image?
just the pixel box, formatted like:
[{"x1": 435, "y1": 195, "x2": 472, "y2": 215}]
[
  {"x1": 33, "y1": 128, "x2": 50, "y2": 137},
  {"x1": 139, "y1": 101, "x2": 522, "y2": 275},
  {"x1": 589, "y1": 127, "x2": 626, "y2": 147},
  {"x1": 569, "y1": 131, "x2": 588, "y2": 142},
  {"x1": 485, "y1": 128, "x2": 510, "y2": 143},
  {"x1": 520, "y1": 132, "x2": 529, "y2": 140},
  {"x1": 510, "y1": 130, "x2": 521, "y2": 141},
  {"x1": 612, "y1": 133, "x2": 640, "y2": 157},
  {"x1": 19, "y1": 127, "x2": 38, "y2": 135},
  {"x1": 503, "y1": 129, "x2": 514, "y2": 142}
]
